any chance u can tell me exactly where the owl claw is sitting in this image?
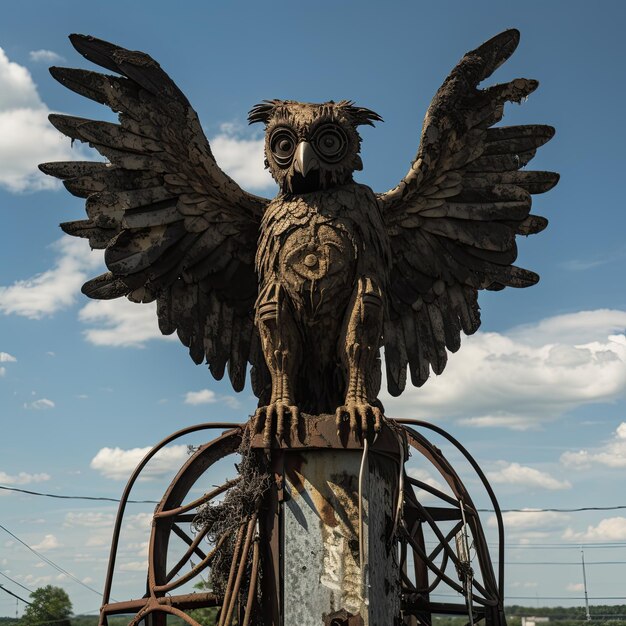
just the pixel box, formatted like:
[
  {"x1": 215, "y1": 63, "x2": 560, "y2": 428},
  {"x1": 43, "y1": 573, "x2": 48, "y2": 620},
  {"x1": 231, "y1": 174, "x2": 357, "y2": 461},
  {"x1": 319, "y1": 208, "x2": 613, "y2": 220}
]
[
  {"x1": 335, "y1": 401, "x2": 383, "y2": 440},
  {"x1": 253, "y1": 402, "x2": 300, "y2": 447}
]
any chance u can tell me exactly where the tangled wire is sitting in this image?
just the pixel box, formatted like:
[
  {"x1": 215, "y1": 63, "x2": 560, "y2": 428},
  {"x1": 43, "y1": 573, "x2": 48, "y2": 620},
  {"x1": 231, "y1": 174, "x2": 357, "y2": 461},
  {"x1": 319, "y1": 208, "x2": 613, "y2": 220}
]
[{"x1": 192, "y1": 428, "x2": 271, "y2": 598}]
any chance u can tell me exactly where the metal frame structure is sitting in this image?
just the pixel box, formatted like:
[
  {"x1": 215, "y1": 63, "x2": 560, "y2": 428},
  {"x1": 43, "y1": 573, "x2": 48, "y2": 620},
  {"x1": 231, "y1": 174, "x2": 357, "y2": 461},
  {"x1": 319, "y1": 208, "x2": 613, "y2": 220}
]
[{"x1": 98, "y1": 419, "x2": 506, "y2": 626}]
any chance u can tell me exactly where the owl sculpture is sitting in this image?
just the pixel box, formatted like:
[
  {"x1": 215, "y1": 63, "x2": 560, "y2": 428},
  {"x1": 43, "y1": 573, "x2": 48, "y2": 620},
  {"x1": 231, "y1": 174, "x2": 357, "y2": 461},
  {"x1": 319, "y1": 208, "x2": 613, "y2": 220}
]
[{"x1": 41, "y1": 30, "x2": 558, "y2": 443}]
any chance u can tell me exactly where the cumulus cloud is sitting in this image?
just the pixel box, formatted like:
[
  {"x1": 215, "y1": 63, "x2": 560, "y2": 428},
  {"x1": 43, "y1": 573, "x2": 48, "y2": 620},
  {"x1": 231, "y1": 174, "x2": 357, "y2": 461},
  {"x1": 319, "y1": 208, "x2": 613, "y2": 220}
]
[
  {"x1": 20, "y1": 574, "x2": 52, "y2": 586},
  {"x1": 561, "y1": 422, "x2": 626, "y2": 469},
  {"x1": 184, "y1": 389, "x2": 217, "y2": 405},
  {"x1": 486, "y1": 462, "x2": 571, "y2": 490},
  {"x1": 488, "y1": 510, "x2": 570, "y2": 531},
  {"x1": 24, "y1": 398, "x2": 55, "y2": 410},
  {"x1": 0, "y1": 47, "x2": 85, "y2": 192},
  {"x1": 29, "y1": 49, "x2": 65, "y2": 63},
  {"x1": 382, "y1": 309, "x2": 626, "y2": 430},
  {"x1": 0, "y1": 352, "x2": 16, "y2": 362},
  {"x1": 563, "y1": 517, "x2": 626, "y2": 542},
  {"x1": 32, "y1": 534, "x2": 61, "y2": 551},
  {"x1": 79, "y1": 299, "x2": 175, "y2": 347},
  {"x1": 566, "y1": 582, "x2": 584, "y2": 592},
  {"x1": 0, "y1": 471, "x2": 50, "y2": 484},
  {"x1": 0, "y1": 237, "x2": 103, "y2": 319},
  {"x1": 210, "y1": 122, "x2": 274, "y2": 191},
  {"x1": 90, "y1": 444, "x2": 189, "y2": 480}
]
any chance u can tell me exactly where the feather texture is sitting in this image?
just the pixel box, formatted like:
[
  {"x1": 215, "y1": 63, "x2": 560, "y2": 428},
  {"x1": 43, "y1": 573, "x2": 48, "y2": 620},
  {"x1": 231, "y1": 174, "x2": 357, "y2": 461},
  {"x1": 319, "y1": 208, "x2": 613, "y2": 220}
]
[
  {"x1": 378, "y1": 29, "x2": 558, "y2": 392},
  {"x1": 42, "y1": 34, "x2": 271, "y2": 391}
]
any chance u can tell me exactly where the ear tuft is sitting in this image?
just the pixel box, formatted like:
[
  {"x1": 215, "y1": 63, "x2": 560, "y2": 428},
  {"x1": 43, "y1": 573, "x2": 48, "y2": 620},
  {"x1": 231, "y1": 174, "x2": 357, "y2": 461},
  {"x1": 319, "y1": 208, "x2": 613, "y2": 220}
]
[
  {"x1": 248, "y1": 99, "x2": 283, "y2": 125},
  {"x1": 335, "y1": 100, "x2": 383, "y2": 127}
]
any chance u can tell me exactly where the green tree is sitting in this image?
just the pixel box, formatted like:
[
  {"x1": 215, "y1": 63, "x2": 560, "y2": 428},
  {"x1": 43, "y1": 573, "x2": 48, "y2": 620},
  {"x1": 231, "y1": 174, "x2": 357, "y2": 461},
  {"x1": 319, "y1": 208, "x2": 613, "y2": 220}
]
[{"x1": 22, "y1": 586, "x2": 72, "y2": 626}]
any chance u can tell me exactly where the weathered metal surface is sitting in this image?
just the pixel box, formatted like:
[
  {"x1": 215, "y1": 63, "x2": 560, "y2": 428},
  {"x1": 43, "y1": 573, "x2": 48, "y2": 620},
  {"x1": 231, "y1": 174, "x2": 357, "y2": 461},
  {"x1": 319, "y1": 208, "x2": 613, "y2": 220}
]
[
  {"x1": 97, "y1": 418, "x2": 507, "y2": 626},
  {"x1": 250, "y1": 411, "x2": 402, "y2": 454},
  {"x1": 396, "y1": 419, "x2": 506, "y2": 626},
  {"x1": 282, "y1": 445, "x2": 400, "y2": 625}
]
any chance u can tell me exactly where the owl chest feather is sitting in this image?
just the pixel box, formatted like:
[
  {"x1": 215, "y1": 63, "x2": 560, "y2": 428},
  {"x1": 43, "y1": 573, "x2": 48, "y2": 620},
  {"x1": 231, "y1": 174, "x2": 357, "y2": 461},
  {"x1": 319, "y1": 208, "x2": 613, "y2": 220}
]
[{"x1": 256, "y1": 184, "x2": 390, "y2": 318}]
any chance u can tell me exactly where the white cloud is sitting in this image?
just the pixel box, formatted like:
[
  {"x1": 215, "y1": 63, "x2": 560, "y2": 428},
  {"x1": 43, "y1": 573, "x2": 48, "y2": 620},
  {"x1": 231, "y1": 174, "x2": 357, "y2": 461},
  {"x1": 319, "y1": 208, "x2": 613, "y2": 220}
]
[
  {"x1": 64, "y1": 512, "x2": 115, "y2": 529},
  {"x1": 561, "y1": 422, "x2": 626, "y2": 469},
  {"x1": 210, "y1": 123, "x2": 275, "y2": 191},
  {"x1": 488, "y1": 510, "x2": 570, "y2": 531},
  {"x1": 510, "y1": 581, "x2": 538, "y2": 589},
  {"x1": 486, "y1": 462, "x2": 571, "y2": 490},
  {"x1": 79, "y1": 299, "x2": 175, "y2": 347},
  {"x1": 563, "y1": 517, "x2": 626, "y2": 542},
  {"x1": 0, "y1": 352, "x2": 16, "y2": 362},
  {"x1": 21, "y1": 574, "x2": 52, "y2": 586},
  {"x1": 29, "y1": 49, "x2": 65, "y2": 63},
  {"x1": 0, "y1": 47, "x2": 85, "y2": 192},
  {"x1": 566, "y1": 582, "x2": 584, "y2": 592},
  {"x1": 406, "y1": 467, "x2": 449, "y2": 502},
  {"x1": 382, "y1": 309, "x2": 626, "y2": 429},
  {"x1": 125, "y1": 513, "x2": 153, "y2": 532},
  {"x1": 118, "y1": 560, "x2": 148, "y2": 572},
  {"x1": 0, "y1": 237, "x2": 103, "y2": 319},
  {"x1": 32, "y1": 534, "x2": 61, "y2": 551},
  {"x1": 0, "y1": 471, "x2": 50, "y2": 485},
  {"x1": 24, "y1": 398, "x2": 55, "y2": 410},
  {"x1": 90, "y1": 444, "x2": 189, "y2": 480},
  {"x1": 184, "y1": 389, "x2": 217, "y2": 405},
  {"x1": 0, "y1": 368, "x2": 5, "y2": 377}
]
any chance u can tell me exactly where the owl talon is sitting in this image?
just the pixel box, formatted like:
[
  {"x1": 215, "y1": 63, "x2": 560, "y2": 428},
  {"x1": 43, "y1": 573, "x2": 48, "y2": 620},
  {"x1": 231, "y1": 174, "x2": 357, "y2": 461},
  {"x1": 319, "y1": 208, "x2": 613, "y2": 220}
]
[
  {"x1": 254, "y1": 402, "x2": 300, "y2": 447},
  {"x1": 336, "y1": 401, "x2": 384, "y2": 440}
]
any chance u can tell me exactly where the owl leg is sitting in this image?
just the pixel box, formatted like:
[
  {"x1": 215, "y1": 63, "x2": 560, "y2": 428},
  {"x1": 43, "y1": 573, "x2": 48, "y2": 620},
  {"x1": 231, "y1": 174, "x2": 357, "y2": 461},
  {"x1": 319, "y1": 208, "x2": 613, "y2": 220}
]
[
  {"x1": 253, "y1": 281, "x2": 301, "y2": 446},
  {"x1": 336, "y1": 276, "x2": 384, "y2": 438}
]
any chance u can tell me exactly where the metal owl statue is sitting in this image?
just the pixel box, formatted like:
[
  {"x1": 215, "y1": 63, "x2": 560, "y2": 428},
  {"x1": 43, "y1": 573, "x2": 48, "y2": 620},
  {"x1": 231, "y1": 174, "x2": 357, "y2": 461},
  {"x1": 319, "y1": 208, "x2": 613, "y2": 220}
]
[{"x1": 41, "y1": 29, "x2": 558, "y2": 444}]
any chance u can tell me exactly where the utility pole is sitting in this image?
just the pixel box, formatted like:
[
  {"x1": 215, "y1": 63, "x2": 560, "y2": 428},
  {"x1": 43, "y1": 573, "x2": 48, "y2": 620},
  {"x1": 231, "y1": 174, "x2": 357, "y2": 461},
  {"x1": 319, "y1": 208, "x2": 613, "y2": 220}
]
[{"x1": 581, "y1": 548, "x2": 591, "y2": 621}]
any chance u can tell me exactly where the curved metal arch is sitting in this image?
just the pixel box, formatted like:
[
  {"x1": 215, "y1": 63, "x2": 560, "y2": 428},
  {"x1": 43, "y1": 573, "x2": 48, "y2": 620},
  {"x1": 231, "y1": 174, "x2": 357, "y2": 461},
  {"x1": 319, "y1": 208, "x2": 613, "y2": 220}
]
[
  {"x1": 97, "y1": 418, "x2": 507, "y2": 626},
  {"x1": 393, "y1": 418, "x2": 506, "y2": 625},
  {"x1": 99, "y1": 422, "x2": 244, "y2": 626}
]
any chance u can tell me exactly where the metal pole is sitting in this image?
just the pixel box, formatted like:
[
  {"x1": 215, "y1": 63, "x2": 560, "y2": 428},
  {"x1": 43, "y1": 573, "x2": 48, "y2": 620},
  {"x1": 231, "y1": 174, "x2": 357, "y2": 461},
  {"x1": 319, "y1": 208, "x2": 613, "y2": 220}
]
[{"x1": 581, "y1": 548, "x2": 591, "y2": 621}]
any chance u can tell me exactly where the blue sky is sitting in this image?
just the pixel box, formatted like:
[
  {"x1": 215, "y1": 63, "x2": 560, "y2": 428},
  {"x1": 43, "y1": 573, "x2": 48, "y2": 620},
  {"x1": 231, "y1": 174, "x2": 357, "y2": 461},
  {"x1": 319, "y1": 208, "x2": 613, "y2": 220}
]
[{"x1": 1, "y1": 0, "x2": 625, "y2": 616}]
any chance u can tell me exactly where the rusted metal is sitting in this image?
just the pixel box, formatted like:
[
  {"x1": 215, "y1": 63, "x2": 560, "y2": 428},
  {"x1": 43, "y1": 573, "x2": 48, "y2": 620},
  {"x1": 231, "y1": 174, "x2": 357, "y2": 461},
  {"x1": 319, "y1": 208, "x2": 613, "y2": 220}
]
[
  {"x1": 393, "y1": 418, "x2": 506, "y2": 626},
  {"x1": 250, "y1": 411, "x2": 402, "y2": 457},
  {"x1": 100, "y1": 421, "x2": 241, "y2": 613},
  {"x1": 97, "y1": 416, "x2": 506, "y2": 626},
  {"x1": 98, "y1": 422, "x2": 243, "y2": 626}
]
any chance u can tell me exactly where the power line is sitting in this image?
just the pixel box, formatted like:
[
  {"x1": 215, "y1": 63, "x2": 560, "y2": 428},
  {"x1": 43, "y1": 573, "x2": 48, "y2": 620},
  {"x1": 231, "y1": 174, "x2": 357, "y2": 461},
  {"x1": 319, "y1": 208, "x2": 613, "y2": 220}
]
[
  {"x1": 0, "y1": 484, "x2": 157, "y2": 504},
  {"x1": 497, "y1": 561, "x2": 626, "y2": 565},
  {"x1": 0, "y1": 570, "x2": 33, "y2": 594},
  {"x1": 0, "y1": 584, "x2": 31, "y2": 605},
  {"x1": 4, "y1": 484, "x2": 626, "y2": 514},
  {"x1": 0, "y1": 523, "x2": 103, "y2": 599},
  {"x1": 479, "y1": 505, "x2": 626, "y2": 513}
]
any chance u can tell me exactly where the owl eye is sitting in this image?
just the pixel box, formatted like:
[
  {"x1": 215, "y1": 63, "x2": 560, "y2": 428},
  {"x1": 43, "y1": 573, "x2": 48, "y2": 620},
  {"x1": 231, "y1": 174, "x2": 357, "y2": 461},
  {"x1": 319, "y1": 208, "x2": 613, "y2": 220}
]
[
  {"x1": 270, "y1": 127, "x2": 297, "y2": 167},
  {"x1": 312, "y1": 125, "x2": 347, "y2": 162}
]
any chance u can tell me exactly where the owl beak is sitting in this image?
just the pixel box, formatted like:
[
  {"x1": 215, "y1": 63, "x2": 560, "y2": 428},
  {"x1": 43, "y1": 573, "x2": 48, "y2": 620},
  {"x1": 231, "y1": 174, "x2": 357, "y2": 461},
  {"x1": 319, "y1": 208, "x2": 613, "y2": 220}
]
[{"x1": 293, "y1": 141, "x2": 319, "y2": 177}]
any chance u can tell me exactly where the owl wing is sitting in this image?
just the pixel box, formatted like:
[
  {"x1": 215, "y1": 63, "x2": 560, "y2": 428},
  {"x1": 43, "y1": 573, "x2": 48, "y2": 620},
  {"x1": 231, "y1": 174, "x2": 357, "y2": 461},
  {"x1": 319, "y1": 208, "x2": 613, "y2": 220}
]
[
  {"x1": 40, "y1": 34, "x2": 271, "y2": 395},
  {"x1": 377, "y1": 29, "x2": 559, "y2": 395}
]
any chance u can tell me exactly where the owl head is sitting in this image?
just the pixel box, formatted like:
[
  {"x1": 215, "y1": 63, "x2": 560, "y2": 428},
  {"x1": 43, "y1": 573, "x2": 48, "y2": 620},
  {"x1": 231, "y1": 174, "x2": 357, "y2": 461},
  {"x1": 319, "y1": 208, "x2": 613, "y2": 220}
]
[{"x1": 248, "y1": 100, "x2": 382, "y2": 195}]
